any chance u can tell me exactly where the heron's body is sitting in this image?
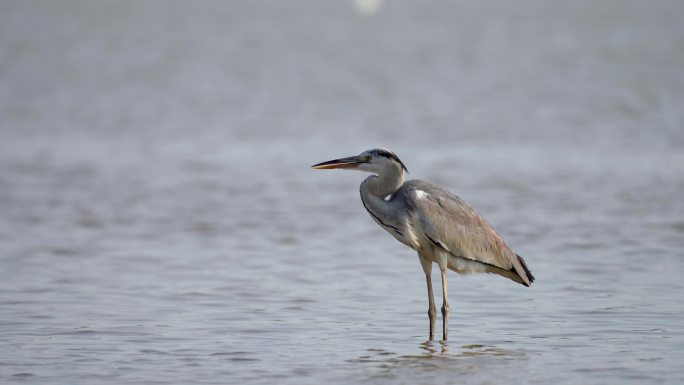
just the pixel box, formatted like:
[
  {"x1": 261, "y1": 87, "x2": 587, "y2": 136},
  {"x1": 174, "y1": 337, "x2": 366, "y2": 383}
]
[
  {"x1": 363, "y1": 178, "x2": 533, "y2": 286},
  {"x1": 313, "y1": 148, "x2": 534, "y2": 340}
]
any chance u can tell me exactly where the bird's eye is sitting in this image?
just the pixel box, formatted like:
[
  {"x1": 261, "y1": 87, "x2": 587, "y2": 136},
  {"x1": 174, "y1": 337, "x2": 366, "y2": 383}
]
[{"x1": 363, "y1": 155, "x2": 372, "y2": 162}]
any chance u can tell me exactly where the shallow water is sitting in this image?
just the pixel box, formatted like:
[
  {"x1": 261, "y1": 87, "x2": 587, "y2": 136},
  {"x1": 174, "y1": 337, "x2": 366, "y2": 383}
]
[{"x1": 1, "y1": 1, "x2": 684, "y2": 384}]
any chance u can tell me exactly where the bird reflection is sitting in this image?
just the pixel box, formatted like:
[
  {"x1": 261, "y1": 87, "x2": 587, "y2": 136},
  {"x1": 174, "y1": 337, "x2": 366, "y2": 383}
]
[
  {"x1": 357, "y1": 343, "x2": 527, "y2": 382},
  {"x1": 419, "y1": 340, "x2": 449, "y2": 355},
  {"x1": 360, "y1": 341, "x2": 524, "y2": 365}
]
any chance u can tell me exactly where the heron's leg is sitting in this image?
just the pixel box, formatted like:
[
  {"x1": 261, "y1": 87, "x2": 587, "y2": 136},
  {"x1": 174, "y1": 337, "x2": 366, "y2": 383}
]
[
  {"x1": 440, "y1": 268, "x2": 450, "y2": 341},
  {"x1": 419, "y1": 255, "x2": 436, "y2": 341},
  {"x1": 425, "y1": 273, "x2": 437, "y2": 341}
]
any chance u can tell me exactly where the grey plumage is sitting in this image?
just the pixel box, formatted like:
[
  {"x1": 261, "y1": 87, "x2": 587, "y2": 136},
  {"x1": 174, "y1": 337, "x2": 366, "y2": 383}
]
[
  {"x1": 393, "y1": 180, "x2": 534, "y2": 286},
  {"x1": 313, "y1": 148, "x2": 534, "y2": 340}
]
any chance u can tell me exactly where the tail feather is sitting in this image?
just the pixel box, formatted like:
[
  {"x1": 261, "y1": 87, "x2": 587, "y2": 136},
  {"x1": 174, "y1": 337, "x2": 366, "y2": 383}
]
[
  {"x1": 446, "y1": 253, "x2": 531, "y2": 287},
  {"x1": 441, "y1": 249, "x2": 535, "y2": 287},
  {"x1": 516, "y1": 254, "x2": 535, "y2": 286}
]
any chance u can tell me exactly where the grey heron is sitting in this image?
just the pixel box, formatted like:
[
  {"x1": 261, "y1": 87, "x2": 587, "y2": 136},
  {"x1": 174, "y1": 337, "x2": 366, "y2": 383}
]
[{"x1": 312, "y1": 148, "x2": 534, "y2": 341}]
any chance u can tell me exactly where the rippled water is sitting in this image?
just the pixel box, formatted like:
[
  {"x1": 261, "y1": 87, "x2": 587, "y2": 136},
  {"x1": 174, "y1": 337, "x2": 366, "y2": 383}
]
[{"x1": 1, "y1": 1, "x2": 683, "y2": 384}]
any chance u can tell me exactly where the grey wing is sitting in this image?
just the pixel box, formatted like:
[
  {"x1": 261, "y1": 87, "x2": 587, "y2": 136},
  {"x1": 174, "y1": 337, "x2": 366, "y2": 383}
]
[{"x1": 400, "y1": 180, "x2": 534, "y2": 286}]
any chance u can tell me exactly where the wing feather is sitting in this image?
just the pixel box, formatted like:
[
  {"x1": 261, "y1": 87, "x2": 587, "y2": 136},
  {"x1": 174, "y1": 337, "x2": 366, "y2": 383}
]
[{"x1": 400, "y1": 180, "x2": 533, "y2": 286}]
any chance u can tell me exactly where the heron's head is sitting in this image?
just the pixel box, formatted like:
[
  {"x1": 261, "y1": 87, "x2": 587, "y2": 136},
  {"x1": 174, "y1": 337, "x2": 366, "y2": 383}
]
[{"x1": 311, "y1": 148, "x2": 408, "y2": 174}]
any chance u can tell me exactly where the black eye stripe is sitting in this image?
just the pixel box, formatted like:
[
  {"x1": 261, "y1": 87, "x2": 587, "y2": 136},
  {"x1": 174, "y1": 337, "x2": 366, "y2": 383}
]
[{"x1": 370, "y1": 149, "x2": 408, "y2": 172}]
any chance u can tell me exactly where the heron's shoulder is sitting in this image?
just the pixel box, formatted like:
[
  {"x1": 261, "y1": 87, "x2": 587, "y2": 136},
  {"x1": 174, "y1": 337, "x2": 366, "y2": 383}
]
[
  {"x1": 401, "y1": 179, "x2": 447, "y2": 192},
  {"x1": 399, "y1": 179, "x2": 467, "y2": 205}
]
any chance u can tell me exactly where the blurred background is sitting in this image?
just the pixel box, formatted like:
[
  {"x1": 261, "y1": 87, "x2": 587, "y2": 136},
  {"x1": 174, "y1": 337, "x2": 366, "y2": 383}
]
[{"x1": 1, "y1": 1, "x2": 683, "y2": 384}]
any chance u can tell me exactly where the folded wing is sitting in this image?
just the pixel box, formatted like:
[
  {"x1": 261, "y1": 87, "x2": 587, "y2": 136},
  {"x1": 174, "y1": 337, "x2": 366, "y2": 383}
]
[{"x1": 402, "y1": 180, "x2": 534, "y2": 286}]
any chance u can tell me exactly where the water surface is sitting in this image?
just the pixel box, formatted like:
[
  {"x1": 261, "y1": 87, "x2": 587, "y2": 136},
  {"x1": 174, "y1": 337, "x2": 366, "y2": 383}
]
[{"x1": 1, "y1": 1, "x2": 683, "y2": 384}]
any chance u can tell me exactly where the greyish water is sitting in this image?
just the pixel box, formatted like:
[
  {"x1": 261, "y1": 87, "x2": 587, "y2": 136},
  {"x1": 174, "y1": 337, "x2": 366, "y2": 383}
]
[{"x1": 1, "y1": 1, "x2": 683, "y2": 384}]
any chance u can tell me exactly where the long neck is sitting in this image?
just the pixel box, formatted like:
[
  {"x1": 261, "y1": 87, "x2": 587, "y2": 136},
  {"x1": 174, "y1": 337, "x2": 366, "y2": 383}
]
[
  {"x1": 360, "y1": 164, "x2": 405, "y2": 219},
  {"x1": 359, "y1": 164, "x2": 407, "y2": 243},
  {"x1": 364, "y1": 164, "x2": 405, "y2": 198}
]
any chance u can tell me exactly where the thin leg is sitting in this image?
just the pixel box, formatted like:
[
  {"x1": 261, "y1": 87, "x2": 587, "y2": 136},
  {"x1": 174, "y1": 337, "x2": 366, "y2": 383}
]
[
  {"x1": 425, "y1": 273, "x2": 436, "y2": 340},
  {"x1": 440, "y1": 268, "x2": 450, "y2": 341},
  {"x1": 419, "y1": 255, "x2": 436, "y2": 341}
]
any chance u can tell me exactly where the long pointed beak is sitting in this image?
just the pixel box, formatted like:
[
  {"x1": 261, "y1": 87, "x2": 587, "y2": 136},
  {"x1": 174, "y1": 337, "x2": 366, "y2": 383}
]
[{"x1": 311, "y1": 156, "x2": 363, "y2": 170}]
